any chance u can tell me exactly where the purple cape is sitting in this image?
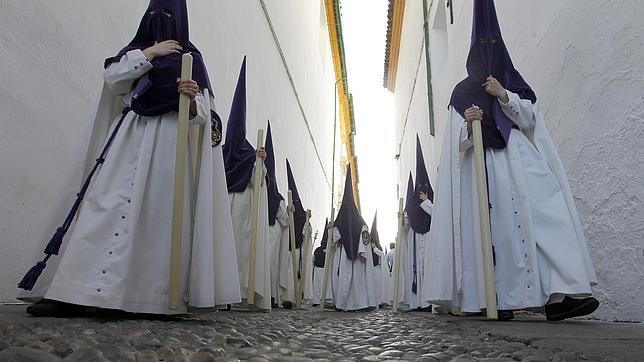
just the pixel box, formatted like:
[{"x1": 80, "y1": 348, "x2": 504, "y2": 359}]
[
  {"x1": 370, "y1": 212, "x2": 382, "y2": 266},
  {"x1": 334, "y1": 165, "x2": 367, "y2": 261},
  {"x1": 105, "y1": 0, "x2": 213, "y2": 117},
  {"x1": 286, "y1": 159, "x2": 307, "y2": 250},
  {"x1": 223, "y1": 57, "x2": 257, "y2": 193},
  {"x1": 313, "y1": 218, "x2": 329, "y2": 268},
  {"x1": 448, "y1": 0, "x2": 536, "y2": 149},
  {"x1": 265, "y1": 121, "x2": 284, "y2": 225},
  {"x1": 404, "y1": 135, "x2": 433, "y2": 234}
]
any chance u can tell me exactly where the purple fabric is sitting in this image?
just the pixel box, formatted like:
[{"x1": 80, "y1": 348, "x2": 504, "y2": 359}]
[
  {"x1": 334, "y1": 165, "x2": 367, "y2": 261},
  {"x1": 265, "y1": 121, "x2": 284, "y2": 226},
  {"x1": 404, "y1": 136, "x2": 433, "y2": 234},
  {"x1": 405, "y1": 172, "x2": 414, "y2": 208},
  {"x1": 313, "y1": 218, "x2": 329, "y2": 268},
  {"x1": 18, "y1": 109, "x2": 131, "y2": 291},
  {"x1": 286, "y1": 159, "x2": 307, "y2": 250},
  {"x1": 448, "y1": 0, "x2": 536, "y2": 149},
  {"x1": 404, "y1": 172, "x2": 419, "y2": 293},
  {"x1": 223, "y1": 57, "x2": 257, "y2": 193},
  {"x1": 104, "y1": 0, "x2": 213, "y2": 117},
  {"x1": 370, "y1": 212, "x2": 382, "y2": 266}
]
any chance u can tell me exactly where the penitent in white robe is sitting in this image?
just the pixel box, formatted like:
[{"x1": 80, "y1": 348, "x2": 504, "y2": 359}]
[
  {"x1": 402, "y1": 201, "x2": 433, "y2": 310},
  {"x1": 372, "y1": 246, "x2": 390, "y2": 305},
  {"x1": 330, "y1": 227, "x2": 378, "y2": 311},
  {"x1": 229, "y1": 165, "x2": 272, "y2": 311},
  {"x1": 268, "y1": 200, "x2": 289, "y2": 304},
  {"x1": 421, "y1": 91, "x2": 597, "y2": 312},
  {"x1": 280, "y1": 217, "x2": 314, "y2": 304},
  {"x1": 19, "y1": 49, "x2": 241, "y2": 314}
]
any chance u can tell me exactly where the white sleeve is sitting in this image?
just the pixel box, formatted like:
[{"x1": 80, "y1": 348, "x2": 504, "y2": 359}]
[
  {"x1": 403, "y1": 213, "x2": 410, "y2": 231},
  {"x1": 459, "y1": 120, "x2": 473, "y2": 151},
  {"x1": 499, "y1": 91, "x2": 536, "y2": 129},
  {"x1": 103, "y1": 49, "x2": 153, "y2": 95},
  {"x1": 358, "y1": 228, "x2": 368, "y2": 261},
  {"x1": 420, "y1": 199, "x2": 433, "y2": 216},
  {"x1": 190, "y1": 91, "x2": 209, "y2": 126},
  {"x1": 247, "y1": 163, "x2": 266, "y2": 188},
  {"x1": 276, "y1": 201, "x2": 289, "y2": 227},
  {"x1": 333, "y1": 227, "x2": 342, "y2": 246}
]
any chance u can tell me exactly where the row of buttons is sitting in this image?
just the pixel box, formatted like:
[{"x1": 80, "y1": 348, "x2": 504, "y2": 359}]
[{"x1": 97, "y1": 121, "x2": 143, "y2": 294}]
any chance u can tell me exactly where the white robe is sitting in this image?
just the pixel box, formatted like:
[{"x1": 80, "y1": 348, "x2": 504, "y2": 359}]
[
  {"x1": 312, "y1": 266, "x2": 333, "y2": 305},
  {"x1": 268, "y1": 200, "x2": 289, "y2": 304},
  {"x1": 229, "y1": 165, "x2": 272, "y2": 311},
  {"x1": 390, "y1": 247, "x2": 407, "y2": 307},
  {"x1": 330, "y1": 227, "x2": 378, "y2": 311},
  {"x1": 422, "y1": 91, "x2": 597, "y2": 312},
  {"x1": 19, "y1": 49, "x2": 241, "y2": 314},
  {"x1": 372, "y1": 246, "x2": 390, "y2": 305},
  {"x1": 401, "y1": 201, "x2": 433, "y2": 310}
]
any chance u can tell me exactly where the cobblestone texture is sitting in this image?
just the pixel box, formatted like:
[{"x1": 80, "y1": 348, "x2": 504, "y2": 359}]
[{"x1": 0, "y1": 305, "x2": 642, "y2": 361}]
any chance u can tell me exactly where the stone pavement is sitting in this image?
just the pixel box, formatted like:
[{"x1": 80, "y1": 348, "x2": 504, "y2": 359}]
[{"x1": 0, "y1": 304, "x2": 642, "y2": 361}]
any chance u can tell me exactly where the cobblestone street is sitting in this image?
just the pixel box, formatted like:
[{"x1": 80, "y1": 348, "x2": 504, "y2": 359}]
[{"x1": 0, "y1": 305, "x2": 642, "y2": 361}]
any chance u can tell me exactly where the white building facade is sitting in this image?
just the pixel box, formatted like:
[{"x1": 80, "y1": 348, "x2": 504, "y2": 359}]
[
  {"x1": 0, "y1": 0, "x2": 342, "y2": 302},
  {"x1": 385, "y1": 0, "x2": 644, "y2": 322}
]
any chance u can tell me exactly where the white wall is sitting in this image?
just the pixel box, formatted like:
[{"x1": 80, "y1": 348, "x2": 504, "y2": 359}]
[
  {"x1": 392, "y1": 0, "x2": 644, "y2": 322},
  {"x1": 0, "y1": 0, "x2": 336, "y2": 302}
]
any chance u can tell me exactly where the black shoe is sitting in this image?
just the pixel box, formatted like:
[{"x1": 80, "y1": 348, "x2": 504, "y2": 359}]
[
  {"x1": 545, "y1": 297, "x2": 599, "y2": 321},
  {"x1": 497, "y1": 310, "x2": 515, "y2": 321},
  {"x1": 417, "y1": 305, "x2": 433, "y2": 312},
  {"x1": 26, "y1": 299, "x2": 85, "y2": 318},
  {"x1": 282, "y1": 301, "x2": 293, "y2": 309}
]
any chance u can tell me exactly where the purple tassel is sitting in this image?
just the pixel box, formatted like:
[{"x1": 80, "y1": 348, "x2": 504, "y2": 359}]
[
  {"x1": 43, "y1": 227, "x2": 65, "y2": 255},
  {"x1": 17, "y1": 260, "x2": 47, "y2": 291},
  {"x1": 16, "y1": 109, "x2": 130, "y2": 293}
]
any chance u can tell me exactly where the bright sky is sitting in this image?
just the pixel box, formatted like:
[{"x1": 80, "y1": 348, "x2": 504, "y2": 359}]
[{"x1": 341, "y1": 0, "x2": 397, "y2": 249}]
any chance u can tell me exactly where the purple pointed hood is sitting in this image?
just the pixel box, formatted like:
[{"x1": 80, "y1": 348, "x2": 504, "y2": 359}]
[
  {"x1": 105, "y1": 0, "x2": 213, "y2": 117},
  {"x1": 286, "y1": 159, "x2": 307, "y2": 250},
  {"x1": 223, "y1": 57, "x2": 256, "y2": 193},
  {"x1": 405, "y1": 136, "x2": 433, "y2": 234},
  {"x1": 265, "y1": 121, "x2": 284, "y2": 225},
  {"x1": 334, "y1": 165, "x2": 367, "y2": 261},
  {"x1": 449, "y1": 0, "x2": 536, "y2": 149},
  {"x1": 371, "y1": 212, "x2": 382, "y2": 266},
  {"x1": 405, "y1": 171, "x2": 414, "y2": 213}
]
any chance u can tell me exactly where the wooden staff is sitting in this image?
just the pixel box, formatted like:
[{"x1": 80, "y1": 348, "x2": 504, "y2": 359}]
[
  {"x1": 392, "y1": 198, "x2": 404, "y2": 312},
  {"x1": 287, "y1": 191, "x2": 300, "y2": 307},
  {"x1": 298, "y1": 210, "x2": 313, "y2": 307},
  {"x1": 247, "y1": 129, "x2": 265, "y2": 305},
  {"x1": 319, "y1": 208, "x2": 335, "y2": 311},
  {"x1": 471, "y1": 118, "x2": 498, "y2": 320},
  {"x1": 169, "y1": 53, "x2": 193, "y2": 310}
]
